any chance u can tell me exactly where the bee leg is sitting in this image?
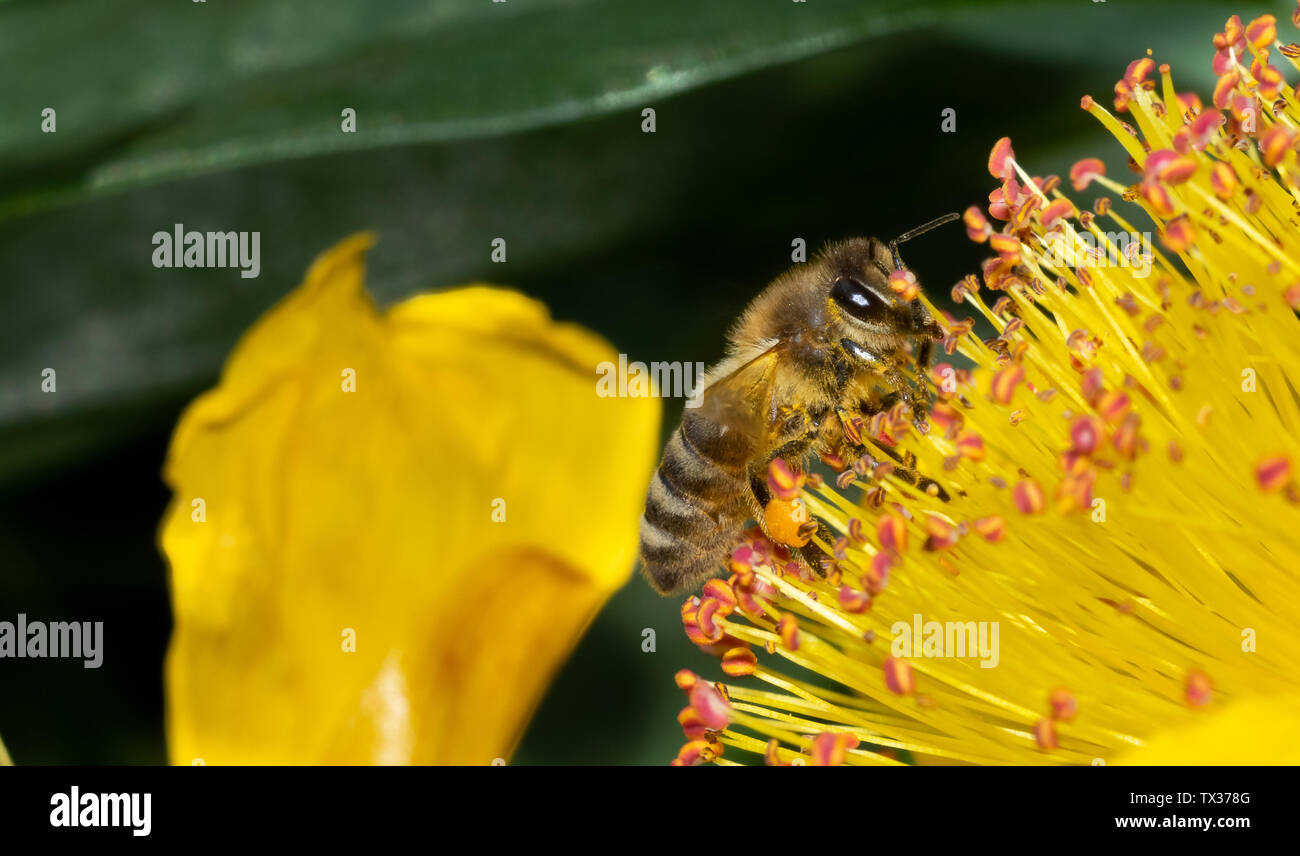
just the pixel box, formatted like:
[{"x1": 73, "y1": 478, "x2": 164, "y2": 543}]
[
  {"x1": 916, "y1": 338, "x2": 934, "y2": 374},
  {"x1": 882, "y1": 366, "x2": 935, "y2": 435},
  {"x1": 746, "y1": 428, "x2": 835, "y2": 577},
  {"x1": 834, "y1": 404, "x2": 951, "y2": 503},
  {"x1": 871, "y1": 443, "x2": 950, "y2": 502},
  {"x1": 746, "y1": 466, "x2": 771, "y2": 519},
  {"x1": 754, "y1": 462, "x2": 833, "y2": 577},
  {"x1": 745, "y1": 434, "x2": 813, "y2": 521},
  {"x1": 794, "y1": 531, "x2": 837, "y2": 579}
]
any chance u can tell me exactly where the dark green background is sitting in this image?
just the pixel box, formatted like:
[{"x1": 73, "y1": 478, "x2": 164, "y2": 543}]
[{"x1": 0, "y1": 0, "x2": 1272, "y2": 763}]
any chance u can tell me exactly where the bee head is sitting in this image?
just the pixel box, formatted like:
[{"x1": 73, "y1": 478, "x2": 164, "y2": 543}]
[
  {"x1": 821, "y1": 238, "x2": 939, "y2": 344},
  {"x1": 820, "y1": 214, "x2": 958, "y2": 361}
]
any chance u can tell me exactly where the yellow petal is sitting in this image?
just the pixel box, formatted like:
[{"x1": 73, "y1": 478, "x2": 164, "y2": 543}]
[
  {"x1": 1113, "y1": 694, "x2": 1300, "y2": 766},
  {"x1": 161, "y1": 233, "x2": 660, "y2": 764}
]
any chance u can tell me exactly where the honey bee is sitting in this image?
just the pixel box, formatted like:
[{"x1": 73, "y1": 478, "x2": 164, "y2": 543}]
[{"x1": 639, "y1": 214, "x2": 959, "y2": 595}]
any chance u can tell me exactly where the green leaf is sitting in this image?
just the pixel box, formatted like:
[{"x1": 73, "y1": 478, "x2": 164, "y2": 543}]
[{"x1": 0, "y1": 0, "x2": 985, "y2": 214}]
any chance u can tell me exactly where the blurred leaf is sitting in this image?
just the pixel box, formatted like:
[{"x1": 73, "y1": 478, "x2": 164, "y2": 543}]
[
  {"x1": 933, "y1": 0, "x2": 1270, "y2": 90},
  {"x1": 5, "y1": 0, "x2": 1241, "y2": 213},
  {"x1": 0, "y1": 0, "x2": 986, "y2": 213}
]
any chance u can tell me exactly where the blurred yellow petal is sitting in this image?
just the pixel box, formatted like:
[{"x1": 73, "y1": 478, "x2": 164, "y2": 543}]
[
  {"x1": 161, "y1": 233, "x2": 660, "y2": 764},
  {"x1": 1113, "y1": 695, "x2": 1300, "y2": 766},
  {"x1": 0, "y1": 732, "x2": 11, "y2": 765}
]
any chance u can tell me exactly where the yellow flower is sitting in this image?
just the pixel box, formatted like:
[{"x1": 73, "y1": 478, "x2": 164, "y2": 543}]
[
  {"x1": 673, "y1": 12, "x2": 1300, "y2": 766},
  {"x1": 160, "y1": 233, "x2": 659, "y2": 764}
]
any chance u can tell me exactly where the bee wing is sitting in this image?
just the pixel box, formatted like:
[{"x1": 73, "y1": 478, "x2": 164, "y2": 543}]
[{"x1": 695, "y1": 342, "x2": 791, "y2": 459}]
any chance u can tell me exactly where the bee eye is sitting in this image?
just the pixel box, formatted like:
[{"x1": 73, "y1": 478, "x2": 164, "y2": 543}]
[{"x1": 831, "y1": 276, "x2": 884, "y2": 322}]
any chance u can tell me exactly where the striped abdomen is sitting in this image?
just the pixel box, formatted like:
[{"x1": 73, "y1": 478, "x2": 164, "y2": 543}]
[{"x1": 639, "y1": 409, "x2": 757, "y2": 594}]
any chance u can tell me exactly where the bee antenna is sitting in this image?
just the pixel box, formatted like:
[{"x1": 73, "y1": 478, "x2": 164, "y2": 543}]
[{"x1": 889, "y1": 212, "x2": 960, "y2": 270}]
